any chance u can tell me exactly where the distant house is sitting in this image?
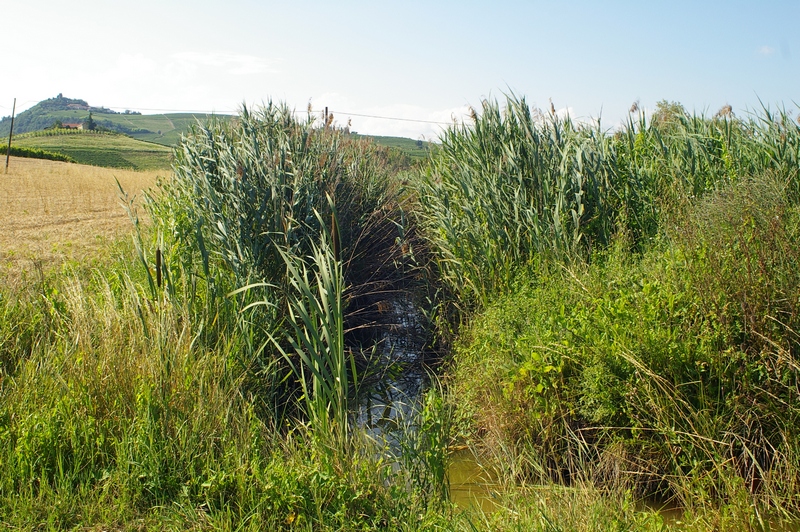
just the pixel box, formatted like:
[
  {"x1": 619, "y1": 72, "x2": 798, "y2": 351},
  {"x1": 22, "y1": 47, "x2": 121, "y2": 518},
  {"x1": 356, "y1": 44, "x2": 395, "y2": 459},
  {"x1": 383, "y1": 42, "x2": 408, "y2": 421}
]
[{"x1": 62, "y1": 122, "x2": 83, "y2": 130}]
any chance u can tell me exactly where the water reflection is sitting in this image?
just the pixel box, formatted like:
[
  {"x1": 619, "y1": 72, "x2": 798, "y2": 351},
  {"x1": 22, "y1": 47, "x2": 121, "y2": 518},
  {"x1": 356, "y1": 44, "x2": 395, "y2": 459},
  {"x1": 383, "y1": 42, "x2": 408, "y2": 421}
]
[
  {"x1": 350, "y1": 293, "x2": 505, "y2": 512},
  {"x1": 448, "y1": 449, "x2": 502, "y2": 512},
  {"x1": 353, "y1": 293, "x2": 431, "y2": 444}
]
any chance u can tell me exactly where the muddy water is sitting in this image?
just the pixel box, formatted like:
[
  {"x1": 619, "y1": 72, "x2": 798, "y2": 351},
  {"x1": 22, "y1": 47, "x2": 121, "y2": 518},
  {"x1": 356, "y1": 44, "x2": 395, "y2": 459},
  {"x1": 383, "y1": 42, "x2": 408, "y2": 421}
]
[
  {"x1": 355, "y1": 294, "x2": 430, "y2": 442},
  {"x1": 448, "y1": 450, "x2": 502, "y2": 512},
  {"x1": 352, "y1": 295, "x2": 503, "y2": 510}
]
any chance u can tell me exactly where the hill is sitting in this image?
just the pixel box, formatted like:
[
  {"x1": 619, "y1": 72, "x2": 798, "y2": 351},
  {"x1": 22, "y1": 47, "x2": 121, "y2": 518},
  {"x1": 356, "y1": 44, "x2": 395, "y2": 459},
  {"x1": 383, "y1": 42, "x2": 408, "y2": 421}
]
[
  {"x1": 0, "y1": 95, "x2": 222, "y2": 147},
  {"x1": 13, "y1": 130, "x2": 172, "y2": 170},
  {"x1": 2, "y1": 95, "x2": 435, "y2": 163},
  {"x1": 0, "y1": 94, "x2": 132, "y2": 136}
]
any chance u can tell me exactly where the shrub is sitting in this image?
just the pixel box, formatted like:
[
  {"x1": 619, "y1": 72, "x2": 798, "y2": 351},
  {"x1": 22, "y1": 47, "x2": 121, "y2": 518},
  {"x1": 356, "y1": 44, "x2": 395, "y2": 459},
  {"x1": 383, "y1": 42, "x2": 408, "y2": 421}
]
[
  {"x1": 413, "y1": 94, "x2": 800, "y2": 312},
  {"x1": 4, "y1": 145, "x2": 75, "y2": 163},
  {"x1": 451, "y1": 174, "x2": 800, "y2": 510}
]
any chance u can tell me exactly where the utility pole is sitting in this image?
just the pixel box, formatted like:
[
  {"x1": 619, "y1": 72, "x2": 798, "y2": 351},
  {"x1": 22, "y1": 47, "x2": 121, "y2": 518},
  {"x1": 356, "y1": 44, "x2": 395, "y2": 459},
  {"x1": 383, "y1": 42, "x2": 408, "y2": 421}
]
[{"x1": 5, "y1": 98, "x2": 16, "y2": 174}]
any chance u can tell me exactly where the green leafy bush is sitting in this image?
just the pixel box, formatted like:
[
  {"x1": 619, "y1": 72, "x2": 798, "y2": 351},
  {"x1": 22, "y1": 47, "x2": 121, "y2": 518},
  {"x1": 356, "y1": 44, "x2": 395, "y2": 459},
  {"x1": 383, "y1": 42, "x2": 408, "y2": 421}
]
[
  {"x1": 451, "y1": 174, "x2": 800, "y2": 510},
  {"x1": 4, "y1": 145, "x2": 75, "y2": 162}
]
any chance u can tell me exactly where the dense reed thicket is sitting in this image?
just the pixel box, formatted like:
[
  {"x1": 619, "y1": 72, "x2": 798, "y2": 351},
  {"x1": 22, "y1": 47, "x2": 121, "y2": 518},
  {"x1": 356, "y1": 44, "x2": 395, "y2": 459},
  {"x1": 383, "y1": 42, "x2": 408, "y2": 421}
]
[
  {"x1": 141, "y1": 102, "x2": 422, "y2": 429},
  {"x1": 416, "y1": 96, "x2": 800, "y2": 309},
  {"x1": 0, "y1": 103, "x2": 450, "y2": 529},
  {"x1": 420, "y1": 95, "x2": 800, "y2": 523}
]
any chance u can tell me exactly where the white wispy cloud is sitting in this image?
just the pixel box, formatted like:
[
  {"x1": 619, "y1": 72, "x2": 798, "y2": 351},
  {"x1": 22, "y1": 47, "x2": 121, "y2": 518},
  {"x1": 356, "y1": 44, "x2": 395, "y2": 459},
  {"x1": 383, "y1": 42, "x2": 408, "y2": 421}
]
[
  {"x1": 555, "y1": 106, "x2": 575, "y2": 121},
  {"x1": 758, "y1": 45, "x2": 776, "y2": 56}
]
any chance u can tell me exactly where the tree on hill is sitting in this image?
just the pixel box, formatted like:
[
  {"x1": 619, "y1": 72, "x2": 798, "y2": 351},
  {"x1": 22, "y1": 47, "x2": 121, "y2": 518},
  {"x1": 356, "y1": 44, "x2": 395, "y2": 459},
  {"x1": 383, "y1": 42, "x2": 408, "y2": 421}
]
[
  {"x1": 83, "y1": 112, "x2": 97, "y2": 131},
  {"x1": 0, "y1": 94, "x2": 93, "y2": 136}
]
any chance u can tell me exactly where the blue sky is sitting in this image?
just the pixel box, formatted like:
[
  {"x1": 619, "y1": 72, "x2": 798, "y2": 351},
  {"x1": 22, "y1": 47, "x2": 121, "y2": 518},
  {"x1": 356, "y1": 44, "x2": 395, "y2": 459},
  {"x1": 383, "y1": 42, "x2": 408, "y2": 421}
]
[{"x1": 2, "y1": 0, "x2": 798, "y2": 138}]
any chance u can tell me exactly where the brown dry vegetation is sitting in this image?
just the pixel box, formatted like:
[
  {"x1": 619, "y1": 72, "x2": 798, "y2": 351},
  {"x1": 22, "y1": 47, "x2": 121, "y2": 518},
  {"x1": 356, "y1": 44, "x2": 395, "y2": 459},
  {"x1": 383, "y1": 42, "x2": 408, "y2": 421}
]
[{"x1": 0, "y1": 157, "x2": 159, "y2": 270}]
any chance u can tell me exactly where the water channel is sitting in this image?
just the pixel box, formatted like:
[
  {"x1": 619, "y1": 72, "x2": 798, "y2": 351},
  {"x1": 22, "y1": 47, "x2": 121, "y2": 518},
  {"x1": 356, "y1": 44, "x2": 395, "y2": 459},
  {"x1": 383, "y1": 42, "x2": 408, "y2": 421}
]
[
  {"x1": 349, "y1": 295, "x2": 800, "y2": 528},
  {"x1": 351, "y1": 292, "x2": 502, "y2": 511}
]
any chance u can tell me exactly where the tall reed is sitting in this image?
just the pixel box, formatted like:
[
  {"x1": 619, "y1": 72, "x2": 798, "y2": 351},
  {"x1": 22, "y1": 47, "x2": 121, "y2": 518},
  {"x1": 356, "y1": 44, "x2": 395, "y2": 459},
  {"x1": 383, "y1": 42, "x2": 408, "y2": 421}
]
[
  {"x1": 414, "y1": 94, "x2": 800, "y2": 311},
  {"x1": 0, "y1": 253, "x2": 447, "y2": 529},
  {"x1": 143, "y1": 101, "x2": 419, "y2": 432},
  {"x1": 235, "y1": 218, "x2": 354, "y2": 444}
]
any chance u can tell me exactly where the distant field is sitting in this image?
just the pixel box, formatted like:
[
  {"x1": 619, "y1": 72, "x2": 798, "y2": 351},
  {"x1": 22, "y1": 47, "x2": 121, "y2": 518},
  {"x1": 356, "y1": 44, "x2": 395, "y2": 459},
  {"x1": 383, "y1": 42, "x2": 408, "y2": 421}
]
[
  {"x1": 127, "y1": 113, "x2": 224, "y2": 145},
  {"x1": 10, "y1": 107, "x2": 433, "y2": 153},
  {"x1": 0, "y1": 157, "x2": 159, "y2": 268},
  {"x1": 351, "y1": 133, "x2": 434, "y2": 160},
  {"x1": 13, "y1": 131, "x2": 172, "y2": 170},
  {"x1": 22, "y1": 109, "x2": 225, "y2": 146}
]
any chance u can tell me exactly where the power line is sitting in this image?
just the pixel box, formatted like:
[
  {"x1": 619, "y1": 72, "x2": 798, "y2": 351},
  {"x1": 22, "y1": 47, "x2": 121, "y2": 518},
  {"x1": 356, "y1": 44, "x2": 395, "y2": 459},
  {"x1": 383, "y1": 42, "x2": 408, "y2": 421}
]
[
  {"x1": 106, "y1": 107, "x2": 460, "y2": 126},
  {"x1": 328, "y1": 110, "x2": 455, "y2": 126},
  {"x1": 3, "y1": 99, "x2": 467, "y2": 128},
  {"x1": 103, "y1": 105, "x2": 237, "y2": 114},
  {"x1": 0, "y1": 100, "x2": 38, "y2": 110},
  {"x1": 99, "y1": 105, "x2": 462, "y2": 127}
]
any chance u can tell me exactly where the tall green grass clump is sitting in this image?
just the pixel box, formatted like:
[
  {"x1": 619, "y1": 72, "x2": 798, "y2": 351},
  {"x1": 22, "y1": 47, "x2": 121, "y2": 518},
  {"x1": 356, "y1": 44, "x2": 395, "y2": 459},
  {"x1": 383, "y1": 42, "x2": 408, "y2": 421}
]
[
  {"x1": 252, "y1": 231, "x2": 353, "y2": 443},
  {"x1": 415, "y1": 95, "x2": 800, "y2": 312},
  {"x1": 0, "y1": 103, "x2": 447, "y2": 528},
  {"x1": 0, "y1": 257, "x2": 451, "y2": 529},
  {"x1": 142, "y1": 102, "x2": 418, "y2": 428},
  {"x1": 416, "y1": 96, "x2": 613, "y2": 307},
  {"x1": 431, "y1": 95, "x2": 800, "y2": 523}
]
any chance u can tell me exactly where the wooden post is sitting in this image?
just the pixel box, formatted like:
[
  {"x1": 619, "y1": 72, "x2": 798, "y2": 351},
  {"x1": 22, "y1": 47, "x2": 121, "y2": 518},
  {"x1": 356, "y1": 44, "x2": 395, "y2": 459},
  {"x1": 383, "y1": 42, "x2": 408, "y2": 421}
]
[
  {"x1": 4, "y1": 98, "x2": 16, "y2": 174},
  {"x1": 156, "y1": 248, "x2": 162, "y2": 289}
]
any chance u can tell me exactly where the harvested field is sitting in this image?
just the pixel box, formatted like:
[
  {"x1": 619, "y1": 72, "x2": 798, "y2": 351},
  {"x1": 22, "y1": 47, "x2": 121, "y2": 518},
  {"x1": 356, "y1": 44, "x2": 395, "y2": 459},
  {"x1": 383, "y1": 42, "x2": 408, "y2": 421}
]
[{"x1": 0, "y1": 157, "x2": 160, "y2": 269}]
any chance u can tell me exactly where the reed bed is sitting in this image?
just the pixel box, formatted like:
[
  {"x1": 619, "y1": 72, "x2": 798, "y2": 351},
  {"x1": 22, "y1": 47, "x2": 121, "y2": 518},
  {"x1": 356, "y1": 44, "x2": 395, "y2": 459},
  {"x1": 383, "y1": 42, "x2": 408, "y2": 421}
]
[
  {"x1": 3, "y1": 93, "x2": 800, "y2": 529},
  {"x1": 0, "y1": 104, "x2": 449, "y2": 529},
  {"x1": 423, "y1": 95, "x2": 800, "y2": 525},
  {"x1": 414, "y1": 95, "x2": 800, "y2": 310},
  {"x1": 141, "y1": 102, "x2": 423, "y2": 432}
]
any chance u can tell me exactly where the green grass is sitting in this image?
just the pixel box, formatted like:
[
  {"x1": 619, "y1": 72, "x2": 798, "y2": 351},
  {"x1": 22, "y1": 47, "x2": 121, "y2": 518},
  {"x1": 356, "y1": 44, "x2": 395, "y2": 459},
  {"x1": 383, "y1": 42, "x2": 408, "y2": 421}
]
[
  {"x1": 14, "y1": 130, "x2": 172, "y2": 170},
  {"x1": 422, "y1": 95, "x2": 800, "y2": 526},
  {"x1": 0, "y1": 248, "x2": 451, "y2": 530},
  {"x1": 4, "y1": 95, "x2": 800, "y2": 530},
  {"x1": 125, "y1": 113, "x2": 228, "y2": 145},
  {"x1": 351, "y1": 133, "x2": 435, "y2": 161}
]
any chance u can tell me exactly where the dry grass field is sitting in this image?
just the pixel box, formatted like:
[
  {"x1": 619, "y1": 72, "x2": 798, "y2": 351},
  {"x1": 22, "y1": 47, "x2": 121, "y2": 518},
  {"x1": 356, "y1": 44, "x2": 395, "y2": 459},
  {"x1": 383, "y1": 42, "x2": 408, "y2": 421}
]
[{"x1": 0, "y1": 157, "x2": 160, "y2": 270}]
